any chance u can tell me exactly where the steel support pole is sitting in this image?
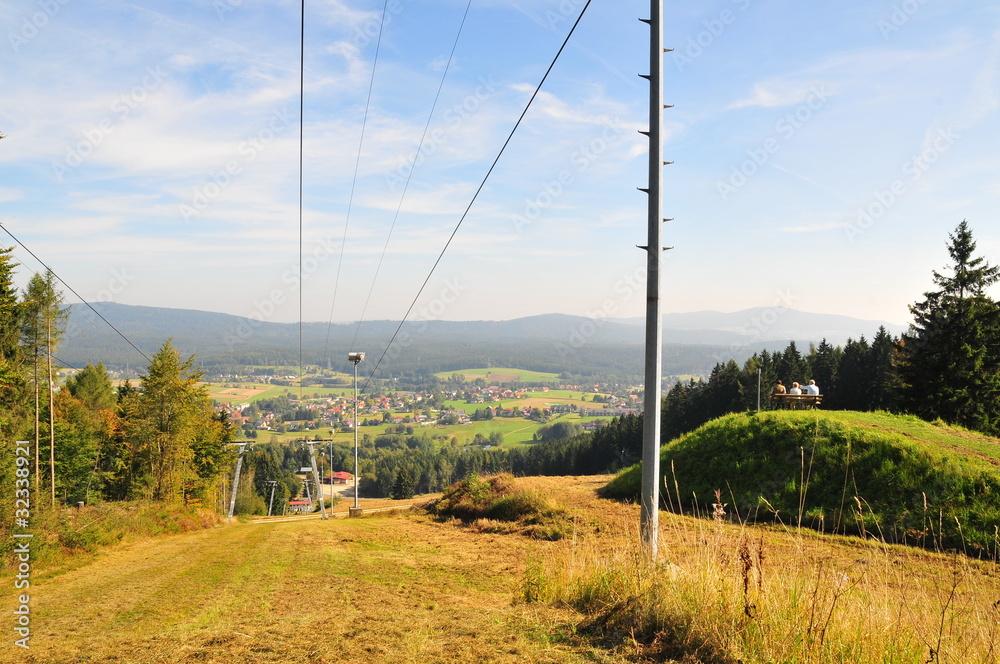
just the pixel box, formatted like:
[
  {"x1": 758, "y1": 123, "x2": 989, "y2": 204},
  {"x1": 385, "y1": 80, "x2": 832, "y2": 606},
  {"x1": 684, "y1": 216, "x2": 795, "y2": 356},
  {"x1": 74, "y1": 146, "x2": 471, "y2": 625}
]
[
  {"x1": 309, "y1": 442, "x2": 328, "y2": 520},
  {"x1": 228, "y1": 444, "x2": 245, "y2": 521},
  {"x1": 353, "y1": 360, "x2": 360, "y2": 510},
  {"x1": 640, "y1": 0, "x2": 665, "y2": 560}
]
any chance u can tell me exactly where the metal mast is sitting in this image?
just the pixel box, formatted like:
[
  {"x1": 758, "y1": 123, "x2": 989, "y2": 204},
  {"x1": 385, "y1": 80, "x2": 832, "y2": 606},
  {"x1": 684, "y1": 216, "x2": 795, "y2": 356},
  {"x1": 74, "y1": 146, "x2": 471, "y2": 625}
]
[
  {"x1": 308, "y1": 441, "x2": 328, "y2": 520},
  {"x1": 348, "y1": 352, "x2": 365, "y2": 516},
  {"x1": 227, "y1": 442, "x2": 250, "y2": 521},
  {"x1": 640, "y1": 0, "x2": 666, "y2": 559}
]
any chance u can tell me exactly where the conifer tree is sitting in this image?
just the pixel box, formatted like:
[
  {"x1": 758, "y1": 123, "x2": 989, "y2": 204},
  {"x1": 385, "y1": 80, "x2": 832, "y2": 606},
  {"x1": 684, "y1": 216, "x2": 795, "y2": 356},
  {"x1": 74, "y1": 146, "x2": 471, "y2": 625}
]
[
  {"x1": 121, "y1": 340, "x2": 230, "y2": 501},
  {"x1": 897, "y1": 221, "x2": 1000, "y2": 434},
  {"x1": 0, "y1": 247, "x2": 26, "y2": 536},
  {"x1": 806, "y1": 339, "x2": 840, "y2": 401},
  {"x1": 868, "y1": 326, "x2": 899, "y2": 411},
  {"x1": 22, "y1": 270, "x2": 68, "y2": 503}
]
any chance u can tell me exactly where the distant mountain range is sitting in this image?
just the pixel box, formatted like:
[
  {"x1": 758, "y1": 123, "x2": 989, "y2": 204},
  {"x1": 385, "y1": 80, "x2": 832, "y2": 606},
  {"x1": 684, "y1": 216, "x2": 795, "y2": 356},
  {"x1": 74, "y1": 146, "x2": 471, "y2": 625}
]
[
  {"x1": 59, "y1": 303, "x2": 908, "y2": 377},
  {"x1": 614, "y1": 308, "x2": 908, "y2": 346}
]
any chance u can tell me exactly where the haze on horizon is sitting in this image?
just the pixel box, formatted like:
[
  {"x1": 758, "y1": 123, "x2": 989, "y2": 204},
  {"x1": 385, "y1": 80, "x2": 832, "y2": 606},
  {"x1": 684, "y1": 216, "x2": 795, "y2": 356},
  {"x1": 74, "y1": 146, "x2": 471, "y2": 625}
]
[{"x1": 2, "y1": 1, "x2": 999, "y2": 329}]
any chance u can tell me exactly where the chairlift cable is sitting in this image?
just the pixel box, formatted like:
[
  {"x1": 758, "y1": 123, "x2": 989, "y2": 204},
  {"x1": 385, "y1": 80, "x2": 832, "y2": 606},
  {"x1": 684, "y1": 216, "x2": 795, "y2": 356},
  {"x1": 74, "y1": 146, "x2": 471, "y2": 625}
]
[
  {"x1": 359, "y1": 0, "x2": 595, "y2": 393},
  {"x1": 321, "y1": 0, "x2": 393, "y2": 362},
  {"x1": 298, "y1": 0, "x2": 305, "y2": 398},
  {"x1": 347, "y1": 0, "x2": 476, "y2": 355},
  {"x1": 0, "y1": 221, "x2": 151, "y2": 364}
]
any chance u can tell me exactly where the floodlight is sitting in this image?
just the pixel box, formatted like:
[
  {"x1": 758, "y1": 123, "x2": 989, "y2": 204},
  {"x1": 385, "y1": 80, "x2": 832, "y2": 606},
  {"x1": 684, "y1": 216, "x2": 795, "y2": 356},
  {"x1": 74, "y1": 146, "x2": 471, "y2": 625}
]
[{"x1": 348, "y1": 352, "x2": 365, "y2": 363}]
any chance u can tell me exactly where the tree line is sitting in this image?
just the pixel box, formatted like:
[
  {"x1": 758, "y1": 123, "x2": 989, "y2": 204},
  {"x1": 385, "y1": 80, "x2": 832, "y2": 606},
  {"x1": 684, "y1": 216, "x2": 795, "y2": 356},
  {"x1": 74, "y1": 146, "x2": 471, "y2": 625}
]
[
  {"x1": 2, "y1": 221, "x2": 996, "y2": 515},
  {"x1": 350, "y1": 221, "x2": 1000, "y2": 499},
  {"x1": 1, "y1": 246, "x2": 233, "y2": 535},
  {"x1": 663, "y1": 221, "x2": 1000, "y2": 439}
]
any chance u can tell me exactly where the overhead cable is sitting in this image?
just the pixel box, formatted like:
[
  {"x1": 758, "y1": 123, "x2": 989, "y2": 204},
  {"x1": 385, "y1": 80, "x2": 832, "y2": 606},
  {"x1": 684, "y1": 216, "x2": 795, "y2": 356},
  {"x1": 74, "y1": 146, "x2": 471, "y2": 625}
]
[
  {"x1": 0, "y1": 221, "x2": 152, "y2": 364},
  {"x1": 322, "y1": 0, "x2": 393, "y2": 361},
  {"x1": 360, "y1": 0, "x2": 594, "y2": 393},
  {"x1": 347, "y1": 0, "x2": 475, "y2": 354}
]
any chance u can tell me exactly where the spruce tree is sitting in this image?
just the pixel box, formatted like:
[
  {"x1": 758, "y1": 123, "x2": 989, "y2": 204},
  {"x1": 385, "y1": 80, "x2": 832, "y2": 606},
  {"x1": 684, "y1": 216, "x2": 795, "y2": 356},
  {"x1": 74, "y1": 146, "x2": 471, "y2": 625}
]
[
  {"x1": 897, "y1": 221, "x2": 1000, "y2": 434},
  {"x1": 835, "y1": 337, "x2": 871, "y2": 411},
  {"x1": 868, "y1": 326, "x2": 899, "y2": 411}
]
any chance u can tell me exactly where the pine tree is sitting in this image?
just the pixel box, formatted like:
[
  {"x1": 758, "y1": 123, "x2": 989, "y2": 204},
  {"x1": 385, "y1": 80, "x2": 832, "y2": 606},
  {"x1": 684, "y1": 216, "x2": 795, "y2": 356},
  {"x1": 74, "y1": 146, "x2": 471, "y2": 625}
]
[
  {"x1": 897, "y1": 221, "x2": 1000, "y2": 434},
  {"x1": 0, "y1": 247, "x2": 27, "y2": 538},
  {"x1": 868, "y1": 326, "x2": 899, "y2": 411},
  {"x1": 806, "y1": 339, "x2": 840, "y2": 400},
  {"x1": 122, "y1": 340, "x2": 228, "y2": 501},
  {"x1": 834, "y1": 337, "x2": 870, "y2": 410},
  {"x1": 22, "y1": 270, "x2": 68, "y2": 504},
  {"x1": 776, "y1": 341, "x2": 809, "y2": 387}
]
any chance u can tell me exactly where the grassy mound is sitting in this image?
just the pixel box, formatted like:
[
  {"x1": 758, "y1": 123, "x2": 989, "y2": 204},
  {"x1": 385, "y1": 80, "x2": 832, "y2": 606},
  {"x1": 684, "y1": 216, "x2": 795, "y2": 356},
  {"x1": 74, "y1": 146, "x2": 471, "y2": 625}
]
[
  {"x1": 430, "y1": 473, "x2": 570, "y2": 539},
  {"x1": 602, "y1": 410, "x2": 1000, "y2": 553}
]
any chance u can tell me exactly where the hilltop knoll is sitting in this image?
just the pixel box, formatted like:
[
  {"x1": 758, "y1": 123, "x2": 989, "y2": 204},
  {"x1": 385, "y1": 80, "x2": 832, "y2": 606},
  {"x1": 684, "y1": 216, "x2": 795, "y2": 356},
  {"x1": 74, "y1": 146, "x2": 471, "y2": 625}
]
[{"x1": 603, "y1": 410, "x2": 1000, "y2": 553}]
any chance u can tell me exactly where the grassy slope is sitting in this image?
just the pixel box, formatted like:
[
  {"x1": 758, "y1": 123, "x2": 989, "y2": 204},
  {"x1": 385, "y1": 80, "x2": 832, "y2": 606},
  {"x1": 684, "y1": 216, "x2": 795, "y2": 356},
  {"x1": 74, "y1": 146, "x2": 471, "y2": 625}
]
[
  {"x1": 603, "y1": 410, "x2": 1000, "y2": 552},
  {"x1": 10, "y1": 489, "x2": 629, "y2": 664},
  {"x1": 8, "y1": 475, "x2": 1000, "y2": 664}
]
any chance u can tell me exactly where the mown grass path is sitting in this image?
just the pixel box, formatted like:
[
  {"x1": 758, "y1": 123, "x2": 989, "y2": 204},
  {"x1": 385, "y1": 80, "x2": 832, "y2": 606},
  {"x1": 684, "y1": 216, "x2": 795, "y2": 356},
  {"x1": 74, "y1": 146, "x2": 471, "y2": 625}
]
[{"x1": 9, "y1": 500, "x2": 630, "y2": 664}]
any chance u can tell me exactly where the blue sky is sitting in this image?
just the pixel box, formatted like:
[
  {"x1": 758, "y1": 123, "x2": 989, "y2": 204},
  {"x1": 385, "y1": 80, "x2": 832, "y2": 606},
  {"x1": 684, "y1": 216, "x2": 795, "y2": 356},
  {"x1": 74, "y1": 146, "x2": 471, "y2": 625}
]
[{"x1": 1, "y1": 0, "x2": 998, "y2": 330}]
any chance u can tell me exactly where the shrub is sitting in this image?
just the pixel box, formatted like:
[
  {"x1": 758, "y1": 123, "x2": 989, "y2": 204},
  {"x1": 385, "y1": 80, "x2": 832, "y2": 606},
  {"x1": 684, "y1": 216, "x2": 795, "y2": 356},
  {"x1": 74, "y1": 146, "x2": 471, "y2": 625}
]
[{"x1": 431, "y1": 473, "x2": 568, "y2": 538}]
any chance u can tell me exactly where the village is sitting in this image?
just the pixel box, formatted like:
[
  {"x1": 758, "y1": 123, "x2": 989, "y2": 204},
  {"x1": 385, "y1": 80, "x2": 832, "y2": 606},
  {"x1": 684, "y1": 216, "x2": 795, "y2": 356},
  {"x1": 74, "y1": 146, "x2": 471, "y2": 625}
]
[{"x1": 210, "y1": 376, "x2": 642, "y2": 441}]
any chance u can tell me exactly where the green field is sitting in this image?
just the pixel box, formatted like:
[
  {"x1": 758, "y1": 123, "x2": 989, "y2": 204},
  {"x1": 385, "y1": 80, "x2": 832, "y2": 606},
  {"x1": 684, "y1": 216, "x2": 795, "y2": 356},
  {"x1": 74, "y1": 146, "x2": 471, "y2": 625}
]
[
  {"x1": 251, "y1": 412, "x2": 617, "y2": 448},
  {"x1": 433, "y1": 367, "x2": 561, "y2": 383}
]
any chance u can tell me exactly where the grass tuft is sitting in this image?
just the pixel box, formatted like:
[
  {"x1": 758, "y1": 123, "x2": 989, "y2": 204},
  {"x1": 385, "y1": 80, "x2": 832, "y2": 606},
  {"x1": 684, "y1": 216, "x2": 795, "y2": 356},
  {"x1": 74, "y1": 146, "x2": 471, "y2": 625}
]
[{"x1": 431, "y1": 472, "x2": 570, "y2": 539}]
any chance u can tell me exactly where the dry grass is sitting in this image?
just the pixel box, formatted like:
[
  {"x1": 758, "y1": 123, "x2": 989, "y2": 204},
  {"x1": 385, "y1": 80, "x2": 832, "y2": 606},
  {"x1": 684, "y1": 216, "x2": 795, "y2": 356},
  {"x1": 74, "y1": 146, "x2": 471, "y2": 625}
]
[
  {"x1": 6, "y1": 485, "x2": 628, "y2": 664},
  {"x1": 8, "y1": 475, "x2": 1000, "y2": 664},
  {"x1": 521, "y1": 476, "x2": 1000, "y2": 664}
]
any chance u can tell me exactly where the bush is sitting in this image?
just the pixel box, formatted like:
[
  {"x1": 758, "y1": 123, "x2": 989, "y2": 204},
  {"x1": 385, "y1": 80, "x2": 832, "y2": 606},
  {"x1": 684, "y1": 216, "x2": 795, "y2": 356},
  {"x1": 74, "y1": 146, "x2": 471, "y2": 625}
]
[{"x1": 431, "y1": 473, "x2": 568, "y2": 538}]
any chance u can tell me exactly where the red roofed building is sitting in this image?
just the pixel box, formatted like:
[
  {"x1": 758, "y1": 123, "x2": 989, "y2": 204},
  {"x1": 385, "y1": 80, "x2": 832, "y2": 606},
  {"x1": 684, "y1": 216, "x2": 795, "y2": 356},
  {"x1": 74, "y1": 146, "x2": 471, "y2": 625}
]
[{"x1": 326, "y1": 471, "x2": 353, "y2": 485}]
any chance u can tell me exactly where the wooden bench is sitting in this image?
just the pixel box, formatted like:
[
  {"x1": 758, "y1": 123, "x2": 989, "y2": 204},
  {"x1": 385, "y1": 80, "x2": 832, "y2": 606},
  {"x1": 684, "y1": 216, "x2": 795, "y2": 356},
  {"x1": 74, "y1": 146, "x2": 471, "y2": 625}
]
[{"x1": 769, "y1": 393, "x2": 822, "y2": 409}]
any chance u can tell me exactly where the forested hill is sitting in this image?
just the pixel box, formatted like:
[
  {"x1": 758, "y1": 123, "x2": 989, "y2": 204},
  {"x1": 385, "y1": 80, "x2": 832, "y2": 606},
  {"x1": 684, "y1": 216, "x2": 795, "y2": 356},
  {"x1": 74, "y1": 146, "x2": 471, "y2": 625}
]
[
  {"x1": 61, "y1": 304, "x2": 651, "y2": 374},
  {"x1": 59, "y1": 302, "x2": 900, "y2": 377}
]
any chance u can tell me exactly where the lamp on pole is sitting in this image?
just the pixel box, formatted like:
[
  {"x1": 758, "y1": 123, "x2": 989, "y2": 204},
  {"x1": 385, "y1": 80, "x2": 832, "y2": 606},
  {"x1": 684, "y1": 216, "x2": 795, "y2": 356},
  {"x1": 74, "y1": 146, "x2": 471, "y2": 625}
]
[{"x1": 348, "y1": 352, "x2": 365, "y2": 516}]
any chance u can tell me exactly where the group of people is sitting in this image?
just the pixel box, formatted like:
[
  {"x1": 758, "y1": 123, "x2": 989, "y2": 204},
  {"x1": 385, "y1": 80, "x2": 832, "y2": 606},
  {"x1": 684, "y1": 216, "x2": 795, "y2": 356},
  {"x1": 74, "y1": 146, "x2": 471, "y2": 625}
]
[{"x1": 771, "y1": 379, "x2": 820, "y2": 396}]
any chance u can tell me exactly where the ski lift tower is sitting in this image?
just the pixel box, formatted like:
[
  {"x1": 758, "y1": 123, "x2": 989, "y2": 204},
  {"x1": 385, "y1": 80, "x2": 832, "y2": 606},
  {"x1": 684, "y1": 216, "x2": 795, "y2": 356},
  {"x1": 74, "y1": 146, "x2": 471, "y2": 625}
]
[
  {"x1": 226, "y1": 441, "x2": 253, "y2": 522},
  {"x1": 348, "y1": 352, "x2": 365, "y2": 518},
  {"x1": 305, "y1": 440, "x2": 328, "y2": 520}
]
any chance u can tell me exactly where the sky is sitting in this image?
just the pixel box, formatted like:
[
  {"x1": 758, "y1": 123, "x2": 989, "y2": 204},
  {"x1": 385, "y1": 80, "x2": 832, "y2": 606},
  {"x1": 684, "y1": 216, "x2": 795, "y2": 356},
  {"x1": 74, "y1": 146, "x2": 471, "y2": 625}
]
[{"x1": 2, "y1": 0, "x2": 999, "y2": 332}]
